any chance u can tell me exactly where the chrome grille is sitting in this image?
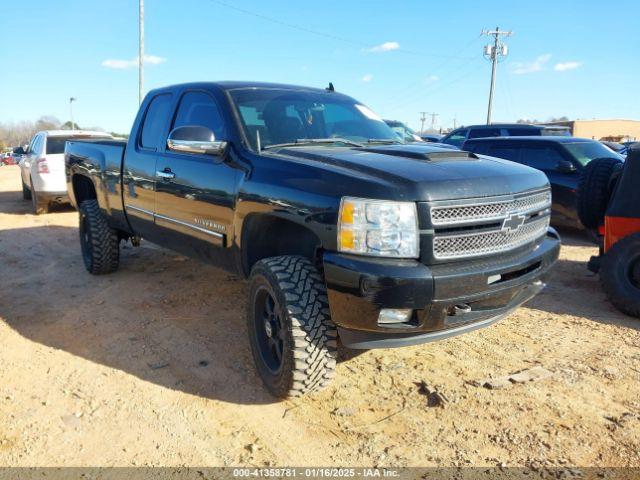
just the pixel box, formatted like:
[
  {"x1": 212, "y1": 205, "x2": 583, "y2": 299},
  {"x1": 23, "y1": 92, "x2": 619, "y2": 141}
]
[
  {"x1": 430, "y1": 190, "x2": 551, "y2": 226},
  {"x1": 429, "y1": 189, "x2": 551, "y2": 260},
  {"x1": 433, "y1": 216, "x2": 550, "y2": 260}
]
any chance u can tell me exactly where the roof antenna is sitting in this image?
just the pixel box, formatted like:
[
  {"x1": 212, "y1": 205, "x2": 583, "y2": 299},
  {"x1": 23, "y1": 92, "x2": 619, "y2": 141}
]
[{"x1": 326, "y1": 82, "x2": 335, "y2": 92}]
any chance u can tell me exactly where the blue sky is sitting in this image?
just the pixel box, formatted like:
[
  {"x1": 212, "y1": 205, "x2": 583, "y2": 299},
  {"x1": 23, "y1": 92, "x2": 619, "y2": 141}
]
[{"x1": 1, "y1": 0, "x2": 639, "y2": 133}]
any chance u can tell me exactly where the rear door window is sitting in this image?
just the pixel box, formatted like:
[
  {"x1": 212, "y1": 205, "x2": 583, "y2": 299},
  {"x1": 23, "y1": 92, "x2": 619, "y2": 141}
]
[
  {"x1": 487, "y1": 144, "x2": 521, "y2": 162},
  {"x1": 140, "y1": 93, "x2": 173, "y2": 150},
  {"x1": 519, "y1": 146, "x2": 566, "y2": 170},
  {"x1": 468, "y1": 128, "x2": 502, "y2": 139}
]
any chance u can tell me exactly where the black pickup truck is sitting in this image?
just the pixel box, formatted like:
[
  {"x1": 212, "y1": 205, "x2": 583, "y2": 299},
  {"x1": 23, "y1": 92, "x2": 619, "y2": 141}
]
[{"x1": 65, "y1": 82, "x2": 560, "y2": 398}]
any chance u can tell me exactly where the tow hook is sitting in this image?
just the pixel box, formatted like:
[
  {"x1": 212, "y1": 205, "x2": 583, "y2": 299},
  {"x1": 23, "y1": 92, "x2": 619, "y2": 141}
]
[{"x1": 448, "y1": 303, "x2": 472, "y2": 316}]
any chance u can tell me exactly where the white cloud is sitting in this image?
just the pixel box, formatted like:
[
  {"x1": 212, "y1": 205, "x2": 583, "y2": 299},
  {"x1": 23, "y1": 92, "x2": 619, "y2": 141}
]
[
  {"x1": 368, "y1": 41, "x2": 400, "y2": 53},
  {"x1": 426, "y1": 75, "x2": 439, "y2": 82},
  {"x1": 554, "y1": 61, "x2": 582, "y2": 72},
  {"x1": 511, "y1": 54, "x2": 551, "y2": 74},
  {"x1": 101, "y1": 55, "x2": 167, "y2": 69},
  {"x1": 362, "y1": 74, "x2": 373, "y2": 82}
]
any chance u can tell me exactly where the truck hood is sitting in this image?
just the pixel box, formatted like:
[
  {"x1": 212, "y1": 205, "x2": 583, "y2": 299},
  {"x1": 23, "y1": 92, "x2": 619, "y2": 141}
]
[{"x1": 270, "y1": 144, "x2": 550, "y2": 202}]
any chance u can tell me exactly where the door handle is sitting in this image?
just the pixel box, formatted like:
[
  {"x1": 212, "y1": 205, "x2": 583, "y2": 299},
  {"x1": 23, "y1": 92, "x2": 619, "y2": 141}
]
[{"x1": 156, "y1": 169, "x2": 175, "y2": 180}]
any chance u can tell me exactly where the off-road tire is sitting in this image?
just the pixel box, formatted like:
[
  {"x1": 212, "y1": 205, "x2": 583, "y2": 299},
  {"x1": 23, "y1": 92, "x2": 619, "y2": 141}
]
[
  {"x1": 577, "y1": 157, "x2": 623, "y2": 229},
  {"x1": 22, "y1": 179, "x2": 32, "y2": 200},
  {"x1": 247, "y1": 255, "x2": 338, "y2": 398},
  {"x1": 30, "y1": 179, "x2": 49, "y2": 214},
  {"x1": 78, "y1": 199, "x2": 120, "y2": 275},
  {"x1": 600, "y1": 233, "x2": 640, "y2": 319}
]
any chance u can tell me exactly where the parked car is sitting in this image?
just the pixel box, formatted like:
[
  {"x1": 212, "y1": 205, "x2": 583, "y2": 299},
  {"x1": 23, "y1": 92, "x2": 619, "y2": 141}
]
[
  {"x1": 601, "y1": 141, "x2": 627, "y2": 155},
  {"x1": 65, "y1": 81, "x2": 559, "y2": 398},
  {"x1": 420, "y1": 133, "x2": 444, "y2": 142},
  {"x1": 384, "y1": 120, "x2": 424, "y2": 143},
  {"x1": 442, "y1": 123, "x2": 571, "y2": 148},
  {"x1": 1, "y1": 153, "x2": 14, "y2": 165},
  {"x1": 20, "y1": 130, "x2": 112, "y2": 213},
  {"x1": 462, "y1": 136, "x2": 624, "y2": 228}
]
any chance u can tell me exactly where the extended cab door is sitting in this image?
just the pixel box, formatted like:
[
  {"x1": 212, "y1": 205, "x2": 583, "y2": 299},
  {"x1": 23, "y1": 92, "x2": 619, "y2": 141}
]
[
  {"x1": 122, "y1": 92, "x2": 173, "y2": 239},
  {"x1": 153, "y1": 90, "x2": 239, "y2": 260}
]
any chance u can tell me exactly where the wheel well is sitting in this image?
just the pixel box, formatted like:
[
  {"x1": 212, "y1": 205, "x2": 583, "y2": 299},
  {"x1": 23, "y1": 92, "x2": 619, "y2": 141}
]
[
  {"x1": 242, "y1": 215, "x2": 322, "y2": 276},
  {"x1": 72, "y1": 174, "x2": 97, "y2": 204}
]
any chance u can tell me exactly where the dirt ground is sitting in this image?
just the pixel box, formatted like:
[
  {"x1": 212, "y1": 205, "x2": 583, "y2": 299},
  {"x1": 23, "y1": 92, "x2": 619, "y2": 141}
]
[{"x1": 0, "y1": 164, "x2": 638, "y2": 468}]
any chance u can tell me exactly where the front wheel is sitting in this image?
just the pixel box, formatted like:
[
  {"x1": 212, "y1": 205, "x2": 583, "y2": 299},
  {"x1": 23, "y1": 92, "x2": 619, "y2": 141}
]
[
  {"x1": 600, "y1": 233, "x2": 640, "y2": 318},
  {"x1": 78, "y1": 199, "x2": 120, "y2": 275},
  {"x1": 247, "y1": 256, "x2": 338, "y2": 398}
]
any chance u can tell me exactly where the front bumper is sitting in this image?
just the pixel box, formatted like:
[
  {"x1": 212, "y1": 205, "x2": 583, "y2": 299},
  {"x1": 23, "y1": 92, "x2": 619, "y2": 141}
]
[{"x1": 323, "y1": 228, "x2": 560, "y2": 349}]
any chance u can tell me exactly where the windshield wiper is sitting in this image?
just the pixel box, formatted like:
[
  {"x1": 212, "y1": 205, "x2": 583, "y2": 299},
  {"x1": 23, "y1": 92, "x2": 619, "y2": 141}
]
[
  {"x1": 263, "y1": 138, "x2": 364, "y2": 150},
  {"x1": 366, "y1": 139, "x2": 403, "y2": 145}
]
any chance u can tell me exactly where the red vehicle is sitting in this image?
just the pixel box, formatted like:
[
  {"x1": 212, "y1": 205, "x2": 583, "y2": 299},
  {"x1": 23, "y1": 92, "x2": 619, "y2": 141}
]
[
  {"x1": 1, "y1": 153, "x2": 17, "y2": 165},
  {"x1": 578, "y1": 146, "x2": 640, "y2": 317}
]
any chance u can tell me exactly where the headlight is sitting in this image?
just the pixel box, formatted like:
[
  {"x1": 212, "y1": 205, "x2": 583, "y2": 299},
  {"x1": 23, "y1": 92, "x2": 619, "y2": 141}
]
[{"x1": 338, "y1": 197, "x2": 419, "y2": 258}]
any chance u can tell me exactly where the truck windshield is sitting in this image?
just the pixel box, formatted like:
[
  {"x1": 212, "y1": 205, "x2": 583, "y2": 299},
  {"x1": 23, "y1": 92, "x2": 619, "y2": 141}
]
[
  {"x1": 562, "y1": 141, "x2": 624, "y2": 166},
  {"x1": 229, "y1": 88, "x2": 399, "y2": 150}
]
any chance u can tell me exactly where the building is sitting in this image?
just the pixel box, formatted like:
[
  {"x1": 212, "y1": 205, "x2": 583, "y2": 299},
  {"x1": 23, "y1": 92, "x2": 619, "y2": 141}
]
[{"x1": 538, "y1": 119, "x2": 640, "y2": 142}]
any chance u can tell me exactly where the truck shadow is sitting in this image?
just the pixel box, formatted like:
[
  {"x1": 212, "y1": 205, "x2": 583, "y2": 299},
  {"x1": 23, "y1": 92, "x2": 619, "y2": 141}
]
[
  {"x1": 0, "y1": 190, "x2": 75, "y2": 215},
  {"x1": 1, "y1": 225, "x2": 636, "y2": 408},
  {"x1": 525, "y1": 255, "x2": 640, "y2": 330},
  {"x1": 0, "y1": 225, "x2": 361, "y2": 405}
]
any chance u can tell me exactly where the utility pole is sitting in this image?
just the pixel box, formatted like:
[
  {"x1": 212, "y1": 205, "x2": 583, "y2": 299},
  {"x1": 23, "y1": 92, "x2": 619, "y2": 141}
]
[
  {"x1": 427, "y1": 112, "x2": 439, "y2": 130},
  {"x1": 69, "y1": 97, "x2": 76, "y2": 131},
  {"x1": 482, "y1": 27, "x2": 512, "y2": 125},
  {"x1": 419, "y1": 112, "x2": 427, "y2": 134},
  {"x1": 139, "y1": 0, "x2": 144, "y2": 106}
]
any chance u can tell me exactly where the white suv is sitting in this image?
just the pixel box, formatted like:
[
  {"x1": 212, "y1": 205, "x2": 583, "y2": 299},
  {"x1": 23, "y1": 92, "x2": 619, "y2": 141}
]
[{"x1": 20, "y1": 130, "x2": 112, "y2": 214}]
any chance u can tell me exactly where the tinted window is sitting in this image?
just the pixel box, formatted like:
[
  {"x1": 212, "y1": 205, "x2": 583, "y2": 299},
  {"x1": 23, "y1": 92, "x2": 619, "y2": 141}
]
[
  {"x1": 46, "y1": 136, "x2": 110, "y2": 154},
  {"x1": 505, "y1": 127, "x2": 540, "y2": 136},
  {"x1": 468, "y1": 128, "x2": 502, "y2": 139},
  {"x1": 562, "y1": 141, "x2": 623, "y2": 166},
  {"x1": 444, "y1": 129, "x2": 468, "y2": 147},
  {"x1": 487, "y1": 145, "x2": 521, "y2": 161},
  {"x1": 520, "y1": 147, "x2": 566, "y2": 170},
  {"x1": 46, "y1": 137, "x2": 70, "y2": 154},
  {"x1": 230, "y1": 89, "x2": 396, "y2": 150},
  {"x1": 140, "y1": 93, "x2": 172, "y2": 150},
  {"x1": 172, "y1": 91, "x2": 226, "y2": 140}
]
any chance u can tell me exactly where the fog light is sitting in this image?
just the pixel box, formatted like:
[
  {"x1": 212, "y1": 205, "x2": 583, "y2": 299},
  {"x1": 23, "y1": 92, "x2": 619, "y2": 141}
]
[{"x1": 378, "y1": 308, "x2": 413, "y2": 325}]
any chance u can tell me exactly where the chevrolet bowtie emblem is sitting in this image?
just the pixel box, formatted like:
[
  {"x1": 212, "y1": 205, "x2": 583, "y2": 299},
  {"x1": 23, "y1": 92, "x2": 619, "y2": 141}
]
[{"x1": 501, "y1": 213, "x2": 526, "y2": 233}]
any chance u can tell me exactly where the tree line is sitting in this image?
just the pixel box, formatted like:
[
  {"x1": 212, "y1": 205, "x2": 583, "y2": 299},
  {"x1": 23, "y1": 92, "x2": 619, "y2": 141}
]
[{"x1": 0, "y1": 116, "x2": 127, "y2": 151}]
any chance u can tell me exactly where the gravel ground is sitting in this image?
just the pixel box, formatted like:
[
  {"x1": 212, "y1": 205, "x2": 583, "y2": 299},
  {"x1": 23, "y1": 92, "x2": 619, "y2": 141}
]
[{"x1": 0, "y1": 164, "x2": 638, "y2": 468}]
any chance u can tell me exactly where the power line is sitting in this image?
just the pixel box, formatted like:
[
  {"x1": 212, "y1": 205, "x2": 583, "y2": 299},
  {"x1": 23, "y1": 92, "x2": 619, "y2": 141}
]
[
  {"x1": 206, "y1": 0, "x2": 476, "y2": 60},
  {"x1": 482, "y1": 27, "x2": 512, "y2": 124}
]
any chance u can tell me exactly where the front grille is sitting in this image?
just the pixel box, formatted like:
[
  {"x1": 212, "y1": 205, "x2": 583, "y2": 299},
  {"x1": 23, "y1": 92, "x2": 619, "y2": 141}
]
[
  {"x1": 433, "y1": 216, "x2": 550, "y2": 260},
  {"x1": 430, "y1": 190, "x2": 551, "y2": 226},
  {"x1": 427, "y1": 189, "x2": 551, "y2": 261}
]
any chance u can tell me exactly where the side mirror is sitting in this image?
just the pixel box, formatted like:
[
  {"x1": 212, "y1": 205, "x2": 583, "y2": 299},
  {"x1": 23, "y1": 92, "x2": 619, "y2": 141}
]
[
  {"x1": 556, "y1": 159, "x2": 577, "y2": 173},
  {"x1": 167, "y1": 125, "x2": 227, "y2": 156}
]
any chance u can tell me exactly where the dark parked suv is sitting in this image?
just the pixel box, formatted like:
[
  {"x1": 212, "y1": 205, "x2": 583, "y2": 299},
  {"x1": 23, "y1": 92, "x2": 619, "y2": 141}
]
[
  {"x1": 442, "y1": 123, "x2": 570, "y2": 148},
  {"x1": 463, "y1": 136, "x2": 624, "y2": 228}
]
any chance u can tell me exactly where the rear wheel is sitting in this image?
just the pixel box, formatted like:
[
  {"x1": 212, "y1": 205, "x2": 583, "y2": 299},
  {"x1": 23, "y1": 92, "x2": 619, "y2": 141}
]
[
  {"x1": 78, "y1": 199, "x2": 120, "y2": 274},
  {"x1": 577, "y1": 157, "x2": 623, "y2": 230},
  {"x1": 600, "y1": 233, "x2": 640, "y2": 319},
  {"x1": 30, "y1": 178, "x2": 49, "y2": 214},
  {"x1": 22, "y1": 179, "x2": 32, "y2": 200},
  {"x1": 247, "y1": 256, "x2": 337, "y2": 398}
]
